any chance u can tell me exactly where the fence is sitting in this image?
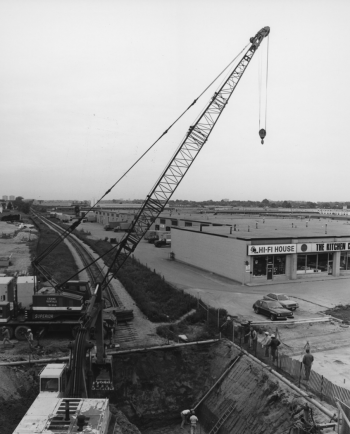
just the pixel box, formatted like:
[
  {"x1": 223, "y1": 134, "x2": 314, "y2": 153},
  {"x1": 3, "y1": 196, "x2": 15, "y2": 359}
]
[
  {"x1": 231, "y1": 323, "x2": 350, "y2": 409},
  {"x1": 176, "y1": 297, "x2": 350, "y2": 411}
]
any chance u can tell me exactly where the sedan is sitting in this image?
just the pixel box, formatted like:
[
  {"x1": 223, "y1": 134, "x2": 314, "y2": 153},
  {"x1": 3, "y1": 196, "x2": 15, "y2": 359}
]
[
  {"x1": 263, "y1": 293, "x2": 299, "y2": 311},
  {"x1": 253, "y1": 299, "x2": 294, "y2": 321}
]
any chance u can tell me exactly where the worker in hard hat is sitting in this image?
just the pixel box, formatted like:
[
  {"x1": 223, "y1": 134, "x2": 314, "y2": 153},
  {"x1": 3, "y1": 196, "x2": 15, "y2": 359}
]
[
  {"x1": 2, "y1": 326, "x2": 14, "y2": 348},
  {"x1": 25, "y1": 328, "x2": 34, "y2": 350}
]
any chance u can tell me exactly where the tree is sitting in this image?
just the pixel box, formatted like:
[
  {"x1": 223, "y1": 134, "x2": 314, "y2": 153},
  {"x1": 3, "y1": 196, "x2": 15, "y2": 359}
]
[
  {"x1": 261, "y1": 199, "x2": 270, "y2": 206},
  {"x1": 282, "y1": 201, "x2": 292, "y2": 208},
  {"x1": 7, "y1": 202, "x2": 13, "y2": 210}
]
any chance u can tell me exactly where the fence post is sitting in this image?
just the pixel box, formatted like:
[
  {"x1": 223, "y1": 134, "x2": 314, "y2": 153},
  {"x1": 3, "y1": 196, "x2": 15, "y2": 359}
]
[
  {"x1": 321, "y1": 375, "x2": 324, "y2": 402},
  {"x1": 217, "y1": 309, "x2": 220, "y2": 330},
  {"x1": 298, "y1": 361, "x2": 302, "y2": 388}
]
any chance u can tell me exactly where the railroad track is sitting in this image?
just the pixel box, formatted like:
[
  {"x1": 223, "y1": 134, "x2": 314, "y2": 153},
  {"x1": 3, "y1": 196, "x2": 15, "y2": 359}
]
[{"x1": 31, "y1": 212, "x2": 138, "y2": 344}]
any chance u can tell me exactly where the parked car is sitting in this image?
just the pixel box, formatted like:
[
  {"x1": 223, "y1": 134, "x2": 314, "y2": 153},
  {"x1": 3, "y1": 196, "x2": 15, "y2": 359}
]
[
  {"x1": 263, "y1": 293, "x2": 299, "y2": 311},
  {"x1": 253, "y1": 299, "x2": 294, "y2": 321},
  {"x1": 104, "y1": 225, "x2": 112, "y2": 231},
  {"x1": 154, "y1": 239, "x2": 168, "y2": 248}
]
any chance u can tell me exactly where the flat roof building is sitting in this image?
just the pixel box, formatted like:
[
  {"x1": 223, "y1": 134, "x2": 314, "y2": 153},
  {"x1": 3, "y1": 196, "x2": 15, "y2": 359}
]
[{"x1": 166, "y1": 215, "x2": 350, "y2": 285}]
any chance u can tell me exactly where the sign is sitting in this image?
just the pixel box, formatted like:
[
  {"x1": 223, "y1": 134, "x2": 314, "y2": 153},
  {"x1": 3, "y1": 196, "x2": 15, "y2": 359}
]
[
  {"x1": 245, "y1": 264, "x2": 250, "y2": 273},
  {"x1": 297, "y1": 242, "x2": 350, "y2": 253},
  {"x1": 247, "y1": 244, "x2": 296, "y2": 256},
  {"x1": 46, "y1": 297, "x2": 58, "y2": 307}
]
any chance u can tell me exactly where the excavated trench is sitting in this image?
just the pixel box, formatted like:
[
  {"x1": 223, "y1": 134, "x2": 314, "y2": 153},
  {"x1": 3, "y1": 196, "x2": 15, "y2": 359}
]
[
  {"x1": 106, "y1": 340, "x2": 335, "y2": 434},
  {"x1": 1, "y1": 340, "x2": 335, "y2": 434}
]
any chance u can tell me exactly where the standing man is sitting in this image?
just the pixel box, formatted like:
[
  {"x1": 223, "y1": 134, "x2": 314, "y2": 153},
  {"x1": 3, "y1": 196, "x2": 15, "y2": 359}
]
[
  {"x1": 269, "y1": 334, "x2": 280, "y2": 363},
  {"x1": 189, "y1": 410, "x2": 198, "y2": 434},
  {"x1": 2, "y1": 326, "x2": 14, "y2": 348},
  {"x1": 251, "y1": 327, "x2": 258, "y2": 354},
  {"x1": 261, "y1": 331, "x2": 271, "y2": 357},
  {"x1": 25, "y1": 328, "x2": 34, "y2": 350},
  {"x1": 180, "y1": 409, "x2": 192, "y2": 429},
  {"x1": 302, "y1": 349, "x2": 314, "y2": 381},
  {"x1": 245, "y1": 326, "x2": 256, "y2": 349}
]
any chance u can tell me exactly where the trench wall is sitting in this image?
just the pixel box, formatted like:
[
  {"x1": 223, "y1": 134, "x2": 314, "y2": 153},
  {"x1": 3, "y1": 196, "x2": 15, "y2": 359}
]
[
  {"x1": 107, "y1": 341, "x2": 334, "y2": 433},
  {"x1": 109, "y1": 341, "x2": 239, "y2": 429}
]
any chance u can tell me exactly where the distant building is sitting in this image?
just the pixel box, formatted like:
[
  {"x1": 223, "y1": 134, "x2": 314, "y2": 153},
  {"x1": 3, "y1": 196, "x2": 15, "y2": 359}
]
[
  {"x1": 2, "y1": 195, "x2": 8, "y2": 200},
  {"x1": 9, "y1": 195, "x2": 15, "y2": 200}
]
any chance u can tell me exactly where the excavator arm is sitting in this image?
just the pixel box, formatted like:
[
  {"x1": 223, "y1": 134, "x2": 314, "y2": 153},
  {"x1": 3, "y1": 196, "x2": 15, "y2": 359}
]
[{"x1": 101, "y1": 26, "x2": 270, "y2": 287}]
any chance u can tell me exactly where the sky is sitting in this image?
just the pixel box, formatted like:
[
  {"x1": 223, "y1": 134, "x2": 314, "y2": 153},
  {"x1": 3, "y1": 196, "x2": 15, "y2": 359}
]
[{"x1": 1, "y1": 0, "x2": 350, "y2": 203}]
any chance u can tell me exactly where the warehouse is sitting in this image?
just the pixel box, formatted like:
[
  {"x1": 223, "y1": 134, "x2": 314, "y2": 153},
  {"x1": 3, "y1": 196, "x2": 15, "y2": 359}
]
[{"x1": 170, "y1": 216, "x2": 350, "y2": 284}]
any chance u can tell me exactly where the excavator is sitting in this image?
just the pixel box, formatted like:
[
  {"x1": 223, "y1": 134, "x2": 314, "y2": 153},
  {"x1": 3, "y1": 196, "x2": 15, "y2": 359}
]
[{"x1": 13, "y1": 26, "x2": 270, "y2": 434}]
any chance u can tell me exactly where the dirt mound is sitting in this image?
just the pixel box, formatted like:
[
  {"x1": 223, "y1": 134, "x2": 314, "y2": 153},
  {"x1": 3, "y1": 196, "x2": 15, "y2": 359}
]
[{"x1": 0, "y1": 366, "x2": 38, "y2": 434}]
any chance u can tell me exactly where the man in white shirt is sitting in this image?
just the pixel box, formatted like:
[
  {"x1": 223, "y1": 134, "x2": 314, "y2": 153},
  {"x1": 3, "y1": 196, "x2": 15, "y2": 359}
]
[
  {"x1": 190, "y1": 411, "x2": 198, "y2": 434},
  {"x1": 180, "y1": 409, "x2": 191, "y2": 429}
]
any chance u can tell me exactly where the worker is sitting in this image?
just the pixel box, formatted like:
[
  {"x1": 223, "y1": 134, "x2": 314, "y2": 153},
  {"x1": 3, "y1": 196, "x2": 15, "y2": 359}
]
[
  {"x1": 2, "y1": 326, "x2": 14, "y2": 348},
  {"x1": 189, "y1": 411, "x2": 198, "y2": 434},
  {"x1": 302, "y1": 349, "x2": 314, "y2": 381},
  {"x1": 25, "y1": 328, "x2": 34, "y2": 350},
  {"x1": 180, "y1": 408, "x2": 192, "y2": 429},
  {"x1": 268, "y1": 334, "x2": 280, "y2": 363},
  {"x1": 245, "y1": 326, "x2": 257, "y2": 350},
  {"x1": 261, "y1": 331, "x2": 271, "y2": 357}
]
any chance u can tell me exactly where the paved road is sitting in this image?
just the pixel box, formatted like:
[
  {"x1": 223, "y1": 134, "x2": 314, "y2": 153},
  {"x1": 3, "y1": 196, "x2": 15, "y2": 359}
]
[{"x1": 80, "y1": 222, "x2": 350, "y2": 321}]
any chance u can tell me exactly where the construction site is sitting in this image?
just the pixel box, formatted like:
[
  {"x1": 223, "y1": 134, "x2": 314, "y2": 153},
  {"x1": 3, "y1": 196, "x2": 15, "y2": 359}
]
[{"x1": 2, "y1": 2, "x2": 350, "y2": 433}]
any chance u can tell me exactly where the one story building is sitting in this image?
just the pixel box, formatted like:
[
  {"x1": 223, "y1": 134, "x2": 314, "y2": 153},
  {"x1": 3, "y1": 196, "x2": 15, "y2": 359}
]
[{"x1": 165, "y1": 215, "x2": 350, "y2": 284}]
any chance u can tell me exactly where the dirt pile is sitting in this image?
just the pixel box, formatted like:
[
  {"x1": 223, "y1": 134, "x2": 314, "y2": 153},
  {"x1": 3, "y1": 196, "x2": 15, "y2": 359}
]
[{"x1": 0, "y1": 366, "x2": 38, "y2": 434}]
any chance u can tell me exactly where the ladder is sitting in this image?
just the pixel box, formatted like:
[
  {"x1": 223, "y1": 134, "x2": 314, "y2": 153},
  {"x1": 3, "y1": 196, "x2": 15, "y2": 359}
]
[{"x1": 208, "y1": 403, "x2": 236, "y2": 434}]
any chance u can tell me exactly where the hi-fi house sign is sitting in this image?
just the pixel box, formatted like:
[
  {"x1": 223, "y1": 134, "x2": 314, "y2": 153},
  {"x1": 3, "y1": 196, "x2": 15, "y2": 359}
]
[{"x1": 247, "y1": 244, "x2": 296, "y2": 255}]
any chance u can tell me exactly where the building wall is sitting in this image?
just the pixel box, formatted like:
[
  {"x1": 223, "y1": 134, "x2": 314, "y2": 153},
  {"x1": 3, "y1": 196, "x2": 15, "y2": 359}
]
[{"x1": 172, "y1": 228, "x2": 248, "y2": 282}]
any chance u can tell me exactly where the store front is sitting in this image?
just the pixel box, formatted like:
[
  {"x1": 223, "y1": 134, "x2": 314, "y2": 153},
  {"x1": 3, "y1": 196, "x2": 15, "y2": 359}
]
[
  {"x1": 247, "y1": 244, "x2": 296, "y2": 282},
  {"x1": 248, "y1": 240, "x2": 350, "y2": 282}
]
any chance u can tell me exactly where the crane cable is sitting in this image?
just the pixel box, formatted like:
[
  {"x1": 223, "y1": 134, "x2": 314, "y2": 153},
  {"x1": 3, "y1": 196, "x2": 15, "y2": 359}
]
[
  {"x1": 258, "y1": 35, "x2": 269, "y2": 144},
  {"x1": 34, "y1": 43, "x2": 250, "y2": 267}
]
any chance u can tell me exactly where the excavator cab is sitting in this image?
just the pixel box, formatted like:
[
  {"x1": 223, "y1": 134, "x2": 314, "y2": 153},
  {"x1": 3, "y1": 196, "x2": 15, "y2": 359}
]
[
  {"x1": 39, "y1": 363, "x2": 67, "y2": 397},
  {"x1": 91, "y1": 355, "x2": 114, "y2": 391}
]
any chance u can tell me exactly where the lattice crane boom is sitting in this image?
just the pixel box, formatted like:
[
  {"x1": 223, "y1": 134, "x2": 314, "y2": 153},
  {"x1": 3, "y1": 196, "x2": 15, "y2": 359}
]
[{"x1": 101, "y1": 26, "x2": 270, "y2": 287}]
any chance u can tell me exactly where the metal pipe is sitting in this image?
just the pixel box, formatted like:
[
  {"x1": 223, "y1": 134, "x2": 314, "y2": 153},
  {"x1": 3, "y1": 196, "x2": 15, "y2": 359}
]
[
  {"x1": 111, "y1": 339, "x2": 220, "y2": 355},
  {"x1": 193, "y1": 354, "x2": 242, "y2": 410},
  {"x1": 250, "y1": 317, "x2": 331, "y2": 326},
  {"x1": 336, "y1": 399, "x2": 350, "y2": 430},
  {"x1": 0, "y1": 356, "x2": 69, "y2": 366}
]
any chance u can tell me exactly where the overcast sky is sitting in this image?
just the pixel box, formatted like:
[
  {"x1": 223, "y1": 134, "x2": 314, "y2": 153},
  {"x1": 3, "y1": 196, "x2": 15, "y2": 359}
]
[{"x1": 1, "y1": 0, "x2": 350, "y2": 203}]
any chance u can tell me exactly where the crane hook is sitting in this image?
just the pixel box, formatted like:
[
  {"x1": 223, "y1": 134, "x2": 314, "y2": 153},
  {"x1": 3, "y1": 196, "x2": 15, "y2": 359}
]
[{"x1": 259, "y1": 129, "x2": 266, "y2": 145}]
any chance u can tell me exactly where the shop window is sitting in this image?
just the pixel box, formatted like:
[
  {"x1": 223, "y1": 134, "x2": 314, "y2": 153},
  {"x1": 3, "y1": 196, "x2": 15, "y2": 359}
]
[
  {"x1": 306, "y1": 255, "x2": 318, "y2": 273},
  {"x1": 185, "y1": 222, "x2": 192, "y2": 227},
  {"x1": 273, "y1": 255, "x2": 286, "y2": 275},
  {"x1": 340, "y1": 252, "x2": 350, "y2": 271},
  {"x1": 160, "y1": 219, "x2": 166, "y2": 224},
  {"x1": 340, "y1": 253, "x2": 347, "y2": 270},
  {"x1": 317, "y1": 253, "x2": 328, "y2": 272},
  {"x1": 171, "y1": 220, "x2": 178, "y2": 226},
  {"x1": 297, "y1": 254, "x2": 306, "y2": 274},
  {"x1": 253, "y1": 257, "x2": 267, "y2": 277}
]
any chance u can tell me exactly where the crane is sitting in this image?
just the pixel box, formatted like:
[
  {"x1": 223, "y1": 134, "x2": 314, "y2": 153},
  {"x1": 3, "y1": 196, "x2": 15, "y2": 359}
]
[
  {"x1": 14, "y1": 26, "x2": 270, "y2": 434},
  {"x1": 99, "y1": 26, "x2": 270, "y2": 290}
]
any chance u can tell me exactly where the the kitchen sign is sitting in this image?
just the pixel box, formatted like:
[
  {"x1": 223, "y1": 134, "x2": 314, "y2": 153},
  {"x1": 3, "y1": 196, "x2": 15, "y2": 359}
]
[
  {"x1": 247, "y1": 244, "x2": 296, "y2": 255},
  {"x1": 297, "y1": 242, "x2": 350, "y2": 253}
]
